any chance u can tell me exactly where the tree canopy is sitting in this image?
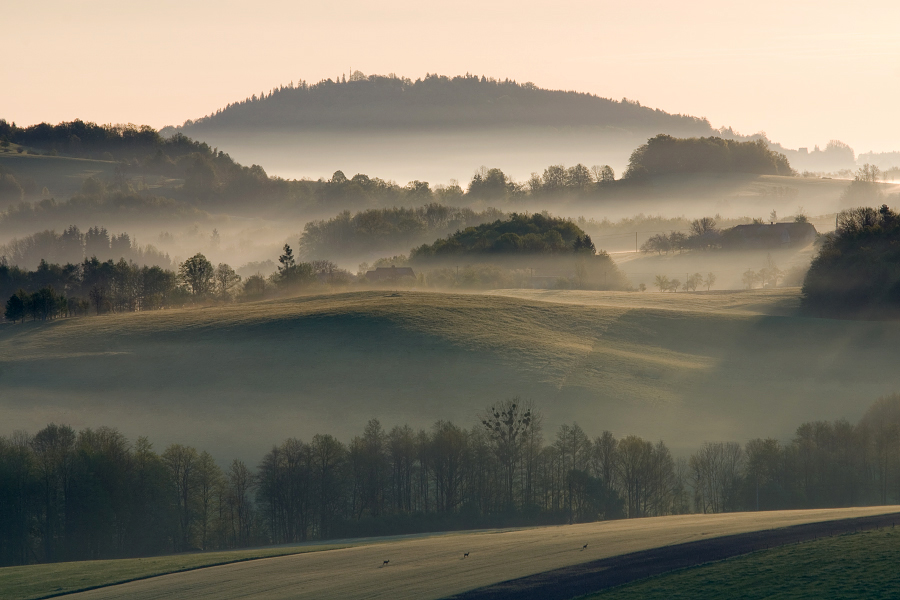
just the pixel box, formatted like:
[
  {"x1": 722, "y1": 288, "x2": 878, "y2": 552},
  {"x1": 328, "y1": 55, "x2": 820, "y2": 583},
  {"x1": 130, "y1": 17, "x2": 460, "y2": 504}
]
[
  {"x1": 802, "y1": 204, "x2": 900, "y2": 317},
  {"x1": 169, "y1": 73, "x2": 715, "y2": 135},
  {"x1": 1, "y1": 393, "x2": 897, "y2": 566},
  {"x1": 410, "y1": 213, "x2": 590, "y2": 259},
  {"x1": 623, "y1": 135, "x2": 793, "y2": 180}
]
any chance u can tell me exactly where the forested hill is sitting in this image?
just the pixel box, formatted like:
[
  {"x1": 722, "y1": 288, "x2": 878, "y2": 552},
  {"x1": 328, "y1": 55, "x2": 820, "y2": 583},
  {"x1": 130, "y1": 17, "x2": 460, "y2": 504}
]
[{"x1": 167, "y1": 73, "x2": 717, "y2": 135}]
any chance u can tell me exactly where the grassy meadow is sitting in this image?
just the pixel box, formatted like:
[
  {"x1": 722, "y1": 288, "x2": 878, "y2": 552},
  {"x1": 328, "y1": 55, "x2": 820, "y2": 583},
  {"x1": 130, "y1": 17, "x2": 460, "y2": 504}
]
[
  {"x1": 28, "y1": 508, "x2": 897, "y2": 600},
  {"x1": 589, "y1": 527, "x2": 900, "y2": 600},
  {"x1": 0, "y1": 153, "x2": 118, "y2": 202},
  {"x1": 2, "y1": 288, "x2": 899, "y2": 461},
  {"x1": 0, "y1": 544, "x2": 348, "y2": 600}
]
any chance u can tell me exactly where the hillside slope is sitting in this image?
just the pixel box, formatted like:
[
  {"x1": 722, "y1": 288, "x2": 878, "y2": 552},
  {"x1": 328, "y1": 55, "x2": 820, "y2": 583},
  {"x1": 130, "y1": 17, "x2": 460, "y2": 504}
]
[
  {"x1": 2, "y1": 290, "x2": 898, "y2": 461},
  {"x1": 173, "y1": 75, "x2": 713, "y2": 135},
  {"x1": 52, "y1": 508, "x2": 899, "y2": 600},
  {"x1": 166, "y1": 74, "x2": 719, "y2": 182}
]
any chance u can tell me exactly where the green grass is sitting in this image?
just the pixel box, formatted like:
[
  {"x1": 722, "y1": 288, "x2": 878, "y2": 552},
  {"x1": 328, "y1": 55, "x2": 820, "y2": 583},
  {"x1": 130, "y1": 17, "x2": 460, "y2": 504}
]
[
  {"x1": 585, "y1": 528, "x2": 900, "y2": 600},
  {"x1": 2, "y1": 289, "x2": 899, "y2": 460},
  {"x1": 0, "y1": 544, "x2": 348, "y2": 600},
  {"x1": 0, "y1": 153, "x2": 118, "y2": 200}
]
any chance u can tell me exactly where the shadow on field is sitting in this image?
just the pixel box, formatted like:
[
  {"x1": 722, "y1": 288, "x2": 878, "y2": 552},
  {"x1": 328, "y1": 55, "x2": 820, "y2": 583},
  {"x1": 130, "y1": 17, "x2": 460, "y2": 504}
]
[{"x1": 445, "y1": 512, "x2": 900, "y2": 600}]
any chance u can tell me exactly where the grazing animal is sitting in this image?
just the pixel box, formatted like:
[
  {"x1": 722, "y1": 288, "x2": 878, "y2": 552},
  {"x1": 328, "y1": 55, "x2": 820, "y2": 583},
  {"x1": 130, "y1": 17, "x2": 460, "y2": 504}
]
[
  {"x1": 382, "y1": 560, "x2": 390, "y2": 566},
  {"x1": 582, "y1": 544, "x2": 588, "y2": 551},
  {"x1": 463, "y1": 552, "x2": 469, "y2": 558}
]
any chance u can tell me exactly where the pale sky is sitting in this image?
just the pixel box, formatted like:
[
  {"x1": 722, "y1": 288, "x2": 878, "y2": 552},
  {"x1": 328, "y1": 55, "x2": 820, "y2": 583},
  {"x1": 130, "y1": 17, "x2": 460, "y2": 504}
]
[{"x1": 5, "y1": 0, "x2": 900, "y2": 153}]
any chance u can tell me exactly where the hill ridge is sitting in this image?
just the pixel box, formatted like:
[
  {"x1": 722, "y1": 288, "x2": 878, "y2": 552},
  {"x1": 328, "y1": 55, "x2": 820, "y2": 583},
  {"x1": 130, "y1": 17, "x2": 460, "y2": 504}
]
[{"x1": 166, "y1": 73, "x2": 717, "y2": 137}]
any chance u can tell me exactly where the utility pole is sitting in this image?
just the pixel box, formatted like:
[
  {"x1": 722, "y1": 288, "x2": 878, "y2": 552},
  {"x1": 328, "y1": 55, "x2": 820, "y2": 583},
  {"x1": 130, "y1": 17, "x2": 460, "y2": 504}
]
[{"x1": 635, "y1": 231, "x2": 638, "y2": 253}]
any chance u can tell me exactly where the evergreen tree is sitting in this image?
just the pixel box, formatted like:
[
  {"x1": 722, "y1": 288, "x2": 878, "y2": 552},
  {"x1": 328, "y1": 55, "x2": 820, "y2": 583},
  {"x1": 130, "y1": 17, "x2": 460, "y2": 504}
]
[{"x1": 4, "y1": 293, "x2": 24, "y2": 322}]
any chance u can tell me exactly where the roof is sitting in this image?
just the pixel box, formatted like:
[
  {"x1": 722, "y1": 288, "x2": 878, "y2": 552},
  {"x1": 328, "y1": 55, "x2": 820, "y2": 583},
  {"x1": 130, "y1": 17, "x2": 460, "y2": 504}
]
[
  {"x1": 722, "y1": 222, "x2": 817, "y2": 248},
  {"x1": 365, "y1": 266, "x2": 415, "y2": 280}
]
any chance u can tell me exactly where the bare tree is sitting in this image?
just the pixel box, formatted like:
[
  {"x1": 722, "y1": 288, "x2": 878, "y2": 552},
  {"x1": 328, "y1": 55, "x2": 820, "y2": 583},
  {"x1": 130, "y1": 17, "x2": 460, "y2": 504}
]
[
  {"x1": 689, "y1": 442, "x2": 743, "y2": 514},
  {"x1": 162, "y1": 444, "x2": 199, "y2": 550},
  {"x1": 481, "y1": 399, "x2": 531, "y2": 507}
]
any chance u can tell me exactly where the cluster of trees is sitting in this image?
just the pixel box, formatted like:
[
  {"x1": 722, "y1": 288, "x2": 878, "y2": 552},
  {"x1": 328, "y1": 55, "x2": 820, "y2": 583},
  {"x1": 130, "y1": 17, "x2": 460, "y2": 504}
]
[
  {"x1": 802, "y1": 204, "x2": 900, "y2": 316},
  {"x1": 3, "y1": 258, "x2": 185, "y2": 319},
  {"x1": 0, "y1": 401, "x2": 683, "y2": 565},
  {"x1": 0, "y1": 165, "x2": 37, "y2": 205},
  {"x1": 466, "y1": 164, "x2": 617, "y2": 202},
  {"x1": 1, "y1": 117, "x2": 805, "y2": 238},
  {"x1": 1, "y1": 244, "x2": 354, "y2": 321},
  {"x1": 623, "y1": 135, "x2": 794, "y2": 180},
  {"x1": 2, "y1": 286, "x2": 80, "y2": 322},
  {"x1": 649, "y1": 256, "x2": 792, "y2": 293},
  {"x1": 692, "y1": 395, "x2": 900, "y2": 512},
  {"x1": 640, "y1": 214, "x2": 817, "y2": 255},
  {"x1": 299, "y1": 204, "x2": 503, "y2": 259},
  {"x1": 304, "y1": 164, "x2": 624, "y2": 208},
  {"x1": 410, "y1": 213, "x2": 595, "y2": 259},
  {"x1": 741, "y1": 255, "x2": 784, "y2": 289},
  {"x1": 2, "y1": 394, "x2": 898, "y2": 566},
  {"x1": 0, "y1": 186, "x2": 207, "y2": 234},
  {"x1": 653, "y1": 272, "x2": 715, "y2": 292},
  {"x1": 311, "y1": 171, "x2": 467, "y2": 209},
  {"x1": 0, "y1": 225, "x2": 172, "y2": 271},
  {"x1": 640, "y1": 217, "x2": 721, "y2": 254},
  {"x1": 0, "y1": 426, "x2": 255, "y2": 565},
  {"x1": 836, "y1": 164, "x2": 900, "y2": 209},
  {"x1": 172, "y1": 73, "x2": 715, "y2": 135},
  {"x1": 0, "y1": 120, "x2": 297, "y2": 212}
]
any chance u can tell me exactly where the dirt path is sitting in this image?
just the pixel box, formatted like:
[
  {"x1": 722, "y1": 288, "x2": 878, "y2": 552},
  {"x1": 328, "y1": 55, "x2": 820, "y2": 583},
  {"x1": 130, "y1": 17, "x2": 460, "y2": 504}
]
[
  {"x1": 445, "y1": 511, "x2": 900, "y2": 599},
  {"x1": 58, "y1": 508, "x2": 900, "y2": 600}
]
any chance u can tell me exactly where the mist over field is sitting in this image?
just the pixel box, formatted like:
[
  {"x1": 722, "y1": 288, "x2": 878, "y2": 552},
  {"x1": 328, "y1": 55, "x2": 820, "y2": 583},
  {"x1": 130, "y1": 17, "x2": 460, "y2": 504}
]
[{"x1": 4, "y1": 62, "x2": 900, "y2": 596}]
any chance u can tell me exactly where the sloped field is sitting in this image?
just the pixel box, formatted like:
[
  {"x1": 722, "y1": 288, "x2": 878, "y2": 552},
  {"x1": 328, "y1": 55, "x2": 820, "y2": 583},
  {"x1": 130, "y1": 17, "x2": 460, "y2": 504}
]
[
  {"x1": 53, "y1": 508, "x2": 900, "y2": 600},
  {"x1": 589, "y1": 526, "x2": 900, "y2": 600},
  {"x1": 2, "y1": 290, "x2": 899, "y2": 460}
]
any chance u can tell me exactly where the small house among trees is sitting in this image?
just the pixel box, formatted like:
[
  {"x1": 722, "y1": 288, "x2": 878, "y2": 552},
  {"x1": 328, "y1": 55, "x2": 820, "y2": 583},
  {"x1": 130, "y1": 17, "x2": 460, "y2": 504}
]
[
  {"x1": 720, "y1": 222, "x2": 816, "y2": 250},
  {"x1": 364, "y1": 266, "x2": 415, "y2": 281}
]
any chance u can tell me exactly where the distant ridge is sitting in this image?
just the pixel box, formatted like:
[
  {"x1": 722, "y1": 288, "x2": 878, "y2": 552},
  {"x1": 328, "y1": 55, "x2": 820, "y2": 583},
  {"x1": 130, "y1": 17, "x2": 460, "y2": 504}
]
[{"x1": 166, "y1": 73, "x2": 718, "y2": 137}]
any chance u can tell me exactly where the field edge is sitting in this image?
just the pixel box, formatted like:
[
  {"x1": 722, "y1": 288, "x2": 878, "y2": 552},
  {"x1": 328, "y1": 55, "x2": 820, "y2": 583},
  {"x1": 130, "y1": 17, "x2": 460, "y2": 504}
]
[{"x1": 444, "y1": 511, "x2": 900, "y2": 600}]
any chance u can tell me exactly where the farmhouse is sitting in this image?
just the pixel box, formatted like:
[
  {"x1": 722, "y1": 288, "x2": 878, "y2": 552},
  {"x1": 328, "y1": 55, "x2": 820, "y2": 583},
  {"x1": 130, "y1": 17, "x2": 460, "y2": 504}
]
[
  {"x1": 720, "y1": 222, "x2": 817, "y2": 249},
  {"x1": 365, "y1": 266, "x2": 416, "y2": 281}
]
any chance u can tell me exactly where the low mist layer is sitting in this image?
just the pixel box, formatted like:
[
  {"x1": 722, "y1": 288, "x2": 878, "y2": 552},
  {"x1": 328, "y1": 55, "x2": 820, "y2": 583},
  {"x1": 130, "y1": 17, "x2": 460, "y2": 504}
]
[{"x1": 3, "y1": 290, "x2": 899, "y2": 464}]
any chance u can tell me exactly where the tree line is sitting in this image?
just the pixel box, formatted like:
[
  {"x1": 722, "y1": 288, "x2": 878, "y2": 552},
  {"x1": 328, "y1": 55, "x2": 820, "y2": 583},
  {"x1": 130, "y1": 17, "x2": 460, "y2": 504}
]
[
  {"x1": 410, "y1": 213, "x2": 597, "y2": 260},
  {"x1": 172, "y1": 72, "x2": 715, "y2": 134},
  {"x1": 623, "y1": 134, "x2": 794, "y2": 180},
  {"x1": 2, "y1": 258, "x2": 185, "y2": 321},
  {"x1": 1, "y1": 394, "x2": 897, "y2": 567},
  {"x1": 0, "y1": 243, "x2": 354, "y2": 321},
  {"x1": 803, "y1": 203, "x2": 900, "y2": 317},
  {"x1": 0, "y1": 224, "x2": 172, "y2": 271},
  {"x1": 0, "y1": 182, "x2": 208, "y2": 235},
  {"x1": 2, "y1": 118, "x2": 802, "y2": 229},
  {"x1": 298, "y1": 203, "x2": 503, "y2": 260}
]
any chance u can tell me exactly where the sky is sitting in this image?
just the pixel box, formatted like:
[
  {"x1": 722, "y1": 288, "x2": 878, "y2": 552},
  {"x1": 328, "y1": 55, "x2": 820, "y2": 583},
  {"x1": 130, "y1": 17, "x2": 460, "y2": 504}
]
[{"x1": 4, "y1": 0, "x2": 900, "y2": 154}]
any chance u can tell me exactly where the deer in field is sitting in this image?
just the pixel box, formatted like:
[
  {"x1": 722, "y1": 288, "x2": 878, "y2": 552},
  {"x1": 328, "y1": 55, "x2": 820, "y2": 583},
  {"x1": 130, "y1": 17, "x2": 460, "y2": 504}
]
[
  {"x1": 463, "y1": 552, "x2": 469, "y2": 558},
  {"x1": 382, "y1": 560, "x2": 390, "y2": 567},
  {"x1": 581, "y1": 544, "x2": 588, "y2": 551}
]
